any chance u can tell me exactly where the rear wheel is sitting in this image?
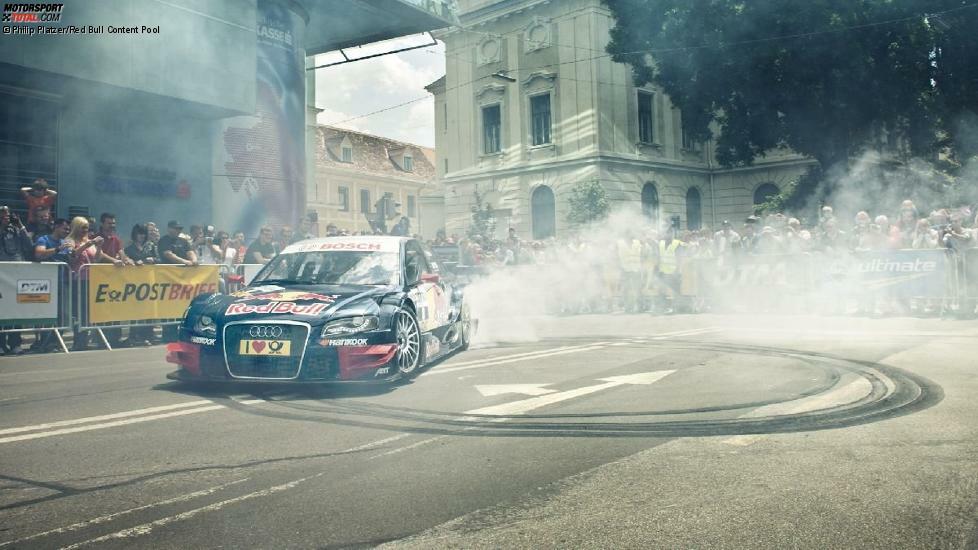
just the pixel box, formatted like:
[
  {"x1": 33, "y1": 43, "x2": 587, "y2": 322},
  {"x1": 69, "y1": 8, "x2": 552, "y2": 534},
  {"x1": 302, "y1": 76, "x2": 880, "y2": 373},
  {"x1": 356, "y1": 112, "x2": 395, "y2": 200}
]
[
  {"x1": 394, "y1": 308, "x2": 422, "y2": 376},
  {"x1": 457, "y1": 301, "x2": 472, "y2": 351}
]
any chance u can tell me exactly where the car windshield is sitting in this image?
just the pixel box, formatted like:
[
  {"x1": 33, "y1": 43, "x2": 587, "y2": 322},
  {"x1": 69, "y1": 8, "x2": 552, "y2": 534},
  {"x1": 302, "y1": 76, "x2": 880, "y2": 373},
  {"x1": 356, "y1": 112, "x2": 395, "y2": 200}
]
[{"x1": 252, "y1": 251, "x2": 399, "y2": 286}]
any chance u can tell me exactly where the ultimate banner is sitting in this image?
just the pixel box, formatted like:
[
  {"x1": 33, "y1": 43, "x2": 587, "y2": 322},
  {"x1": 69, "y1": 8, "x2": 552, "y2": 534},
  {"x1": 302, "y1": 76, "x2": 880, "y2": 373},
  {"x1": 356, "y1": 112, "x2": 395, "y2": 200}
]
[{"x1": 87, "y1": 265, "x2": 220, "y2": 324}]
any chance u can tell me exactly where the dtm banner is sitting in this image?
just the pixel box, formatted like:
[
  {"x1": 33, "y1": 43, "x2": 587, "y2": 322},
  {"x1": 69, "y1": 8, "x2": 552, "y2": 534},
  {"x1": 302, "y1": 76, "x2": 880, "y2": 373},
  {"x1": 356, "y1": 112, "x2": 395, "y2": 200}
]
[
  {"x1": 88, "y1": 265, "x2": 220, "y2": 323},
  {"x1": 0, "y1": 262, "x2": 60, "y2": 326},
  {"x1": 846, "y1": 250, "x2": 948, "y2": 298}
]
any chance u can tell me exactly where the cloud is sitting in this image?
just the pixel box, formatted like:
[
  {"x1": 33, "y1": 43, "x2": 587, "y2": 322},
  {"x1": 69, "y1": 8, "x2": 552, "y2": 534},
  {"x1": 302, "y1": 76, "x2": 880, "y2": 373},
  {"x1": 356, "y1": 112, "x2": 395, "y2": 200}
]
[{"x1": 313, "y1": 42, "x2": 445, "y2": 147}]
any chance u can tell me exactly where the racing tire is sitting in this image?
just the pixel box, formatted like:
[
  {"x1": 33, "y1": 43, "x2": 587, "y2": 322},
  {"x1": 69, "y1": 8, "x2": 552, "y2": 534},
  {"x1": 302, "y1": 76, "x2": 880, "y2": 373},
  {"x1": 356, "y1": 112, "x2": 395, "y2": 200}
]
[
  {"x1": 457, "y1": 301, "x2": 472, "y2": 351},
  {"x1": 394, "y1": 307, "x2": 423, "y2": 377}
]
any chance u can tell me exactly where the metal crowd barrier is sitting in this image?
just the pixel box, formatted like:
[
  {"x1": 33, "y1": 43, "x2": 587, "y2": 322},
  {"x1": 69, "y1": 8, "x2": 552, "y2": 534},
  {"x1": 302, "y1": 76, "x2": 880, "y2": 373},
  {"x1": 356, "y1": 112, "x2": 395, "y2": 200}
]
[
  {"x1": 74, "y1": 264, "x2": 221, "y2": 351},
  {"x1": 0, "y1": 261, "x2": 72, "y2": 354}
]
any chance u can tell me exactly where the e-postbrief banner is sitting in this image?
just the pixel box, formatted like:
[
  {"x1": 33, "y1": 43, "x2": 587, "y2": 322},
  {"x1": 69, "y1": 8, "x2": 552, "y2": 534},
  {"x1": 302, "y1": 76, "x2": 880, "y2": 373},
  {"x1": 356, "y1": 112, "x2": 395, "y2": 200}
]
[
  {"x1": 0, "y1": 262, "x2": 59, "y2": 326},
  {"x1": 88, "y1": 265, "x2": 220, "y2": 324}
]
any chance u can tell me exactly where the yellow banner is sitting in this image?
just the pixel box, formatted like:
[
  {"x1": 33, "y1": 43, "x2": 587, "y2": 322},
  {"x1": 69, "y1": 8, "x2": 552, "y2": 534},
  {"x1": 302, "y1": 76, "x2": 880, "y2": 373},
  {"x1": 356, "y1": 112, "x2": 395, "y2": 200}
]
[{"x1": 88, "y1": 265, "x2": 221, "y2": 324}]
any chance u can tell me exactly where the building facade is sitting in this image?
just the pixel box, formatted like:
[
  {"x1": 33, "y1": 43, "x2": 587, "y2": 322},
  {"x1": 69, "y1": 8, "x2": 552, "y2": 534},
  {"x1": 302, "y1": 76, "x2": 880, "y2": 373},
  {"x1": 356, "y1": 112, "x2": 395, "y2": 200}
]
[
  {"x1": 0, "y1": 0, "x2": 453, "y2": 238},
  {"x1": 428, "y1": 0, "x2": 815, "y2": 240},
  {"x1": 309, "y1": 126, "x2": 437, "y2": 236}
]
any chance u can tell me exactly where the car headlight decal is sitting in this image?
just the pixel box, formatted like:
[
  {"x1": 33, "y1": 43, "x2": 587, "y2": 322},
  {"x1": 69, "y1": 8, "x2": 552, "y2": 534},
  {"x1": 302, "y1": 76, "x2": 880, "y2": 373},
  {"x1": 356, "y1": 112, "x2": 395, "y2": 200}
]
[
  {"x1": 194, "y1": 314, "x2": 217, "y2": 336},
  {"x1": 321, "y1": 315, "x2": 379, "y2": 338}
]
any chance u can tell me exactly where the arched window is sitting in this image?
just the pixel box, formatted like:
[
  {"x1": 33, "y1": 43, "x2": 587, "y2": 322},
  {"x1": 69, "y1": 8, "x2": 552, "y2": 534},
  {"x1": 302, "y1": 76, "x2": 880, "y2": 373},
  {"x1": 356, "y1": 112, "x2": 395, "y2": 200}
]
[
  {"x1": 686, "y1": 187, "x2": 702, "y2": 230},
  {"x1": 753, "y1": 183, "x2": 780, "y2": 206},
  {"x1": 641, "y1": 183, "x2": 659, "y2": 226},
  {"x1": 531, "y1": 185, "x2": 556, "y2": 239}
]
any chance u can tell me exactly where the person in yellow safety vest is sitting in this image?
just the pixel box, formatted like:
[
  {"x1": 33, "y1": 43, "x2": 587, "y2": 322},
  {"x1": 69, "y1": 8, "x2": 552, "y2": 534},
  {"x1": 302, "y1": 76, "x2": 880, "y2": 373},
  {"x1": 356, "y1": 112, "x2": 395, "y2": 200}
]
[
  {"x1": 617, "y1": 231, "x2": 644, "y2": 312},
  {"x1": 657, "y1": 233, "x2": 685, "y2": 313},
  {"x1": 641, "y1": 230, "x2": 660, "y2": 312}
]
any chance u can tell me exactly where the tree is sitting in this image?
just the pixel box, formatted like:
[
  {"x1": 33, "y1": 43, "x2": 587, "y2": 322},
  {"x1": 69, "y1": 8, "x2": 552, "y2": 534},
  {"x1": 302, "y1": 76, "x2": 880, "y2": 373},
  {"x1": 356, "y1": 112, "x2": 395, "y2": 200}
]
[
  {"x1": 567, "y1": 180, "x2": 610, "y2": 225},
  {"x1": 603, "y1": 0, "x2": 978, "y2": 205},
  {"x1": 467, "y1": 188, "x2": 496, "y2": 241}
]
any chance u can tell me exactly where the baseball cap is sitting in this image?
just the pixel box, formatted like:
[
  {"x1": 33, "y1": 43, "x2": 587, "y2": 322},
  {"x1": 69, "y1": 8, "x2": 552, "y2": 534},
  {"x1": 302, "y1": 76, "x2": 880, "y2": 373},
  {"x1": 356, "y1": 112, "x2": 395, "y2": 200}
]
[{"x1": 167, "y1": 220, "x2": 183, "y2": 230}]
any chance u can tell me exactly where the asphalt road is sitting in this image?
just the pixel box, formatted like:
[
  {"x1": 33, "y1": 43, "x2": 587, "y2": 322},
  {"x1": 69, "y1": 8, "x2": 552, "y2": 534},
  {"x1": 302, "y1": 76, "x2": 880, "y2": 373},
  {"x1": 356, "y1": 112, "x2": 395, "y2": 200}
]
[{"x1": 0, "y1": 314, "x2": 976, "y2": 549}]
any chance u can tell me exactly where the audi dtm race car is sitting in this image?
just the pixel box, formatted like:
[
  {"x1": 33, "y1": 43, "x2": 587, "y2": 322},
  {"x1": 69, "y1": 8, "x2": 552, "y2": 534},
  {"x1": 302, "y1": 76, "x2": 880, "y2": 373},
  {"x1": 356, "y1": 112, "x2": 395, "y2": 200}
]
[{"x1": 165, "y1": 236, "x2": 474, "y2": 383}]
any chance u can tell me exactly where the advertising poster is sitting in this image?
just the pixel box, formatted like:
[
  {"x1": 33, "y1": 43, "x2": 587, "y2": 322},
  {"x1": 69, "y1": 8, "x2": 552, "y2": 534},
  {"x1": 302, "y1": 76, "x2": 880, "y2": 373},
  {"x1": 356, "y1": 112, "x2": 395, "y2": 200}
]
[
  {"x1": 0, "y1": 263, "x2": 60, "y2": 326},
  {"x1": 87, "y1": 265, "x2": 220, "y2": 324}
]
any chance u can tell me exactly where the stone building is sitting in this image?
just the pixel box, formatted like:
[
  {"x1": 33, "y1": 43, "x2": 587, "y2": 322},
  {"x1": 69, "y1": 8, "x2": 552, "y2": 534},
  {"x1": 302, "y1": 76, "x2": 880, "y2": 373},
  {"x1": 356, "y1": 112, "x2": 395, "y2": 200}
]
[
  {"x1": 309, "y1": 126, "x2": 437, "y2": 236},
  {"x1": 427, "y1": 0, "x2": 815, "y2": 240}
]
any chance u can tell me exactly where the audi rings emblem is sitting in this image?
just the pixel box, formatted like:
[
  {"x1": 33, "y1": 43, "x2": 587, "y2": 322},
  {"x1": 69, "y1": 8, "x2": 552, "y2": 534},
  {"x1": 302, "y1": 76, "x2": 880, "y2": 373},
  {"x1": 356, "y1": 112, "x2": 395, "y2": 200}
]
[{"x1": 249, "y1": 325, "x2": 284, "y2": 338}]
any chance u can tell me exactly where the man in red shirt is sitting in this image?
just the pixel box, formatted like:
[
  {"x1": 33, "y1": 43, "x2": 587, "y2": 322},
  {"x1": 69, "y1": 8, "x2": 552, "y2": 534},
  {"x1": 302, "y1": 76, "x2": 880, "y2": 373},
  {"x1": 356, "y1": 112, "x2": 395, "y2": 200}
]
[
  {"x1": 96, "y1": 212, "x2": 133, "y2": 266},
  {"x1": 96, "y1": 212, "x2": 132, "y2": 347},
  {"x1": 20, "y1": 178, "x2": 57, "y2": 223}
]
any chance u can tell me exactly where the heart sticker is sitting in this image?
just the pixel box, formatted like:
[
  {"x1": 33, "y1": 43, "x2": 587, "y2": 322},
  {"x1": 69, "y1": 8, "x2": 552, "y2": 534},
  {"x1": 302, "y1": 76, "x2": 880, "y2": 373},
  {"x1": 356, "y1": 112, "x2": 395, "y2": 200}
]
[{"x1": 252, "y1": 341, "x2": 266, "y2": 353}]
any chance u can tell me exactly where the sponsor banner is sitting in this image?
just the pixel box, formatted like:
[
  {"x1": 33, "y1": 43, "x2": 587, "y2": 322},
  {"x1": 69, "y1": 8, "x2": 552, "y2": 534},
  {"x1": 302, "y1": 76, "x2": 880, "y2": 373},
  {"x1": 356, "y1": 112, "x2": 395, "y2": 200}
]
[
  {"x1": 963, "y1": 249, "x2": 978, "y2": 298},
  {"x1": 88, "y1": 265, "x2": 220, "y2": 324},
  {"x1": 847, "y1": 249, "x2": 947, "y2": 298},
  {"x1": 0, "y1": 263, "x2": 59, "y2": 326},
  {"x1": 695, "y1": 254, "x2": 813, "y2": 297},
  {"x1": 282, "y1": 239, "x2": 398, "y2": 254}
]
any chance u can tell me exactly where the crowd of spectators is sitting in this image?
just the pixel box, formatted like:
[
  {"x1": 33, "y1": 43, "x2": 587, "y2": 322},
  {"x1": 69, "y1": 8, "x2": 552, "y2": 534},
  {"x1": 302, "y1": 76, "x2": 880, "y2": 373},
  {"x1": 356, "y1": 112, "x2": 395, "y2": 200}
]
[{"x1": 429, "y1": 199, "x2": 978, "y2": 317}]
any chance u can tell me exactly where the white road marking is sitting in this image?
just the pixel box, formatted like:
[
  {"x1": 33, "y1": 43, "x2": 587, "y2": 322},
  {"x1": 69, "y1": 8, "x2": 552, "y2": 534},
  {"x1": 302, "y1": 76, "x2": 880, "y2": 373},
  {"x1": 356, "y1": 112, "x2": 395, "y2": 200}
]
[
  {"x1": 0, "y1": 479, "x2": 250, "y2": 548},
  {"x1": 368, "y1": 436, "x2": 447, "y2": 459},
  {"x1": 650, "y1": 327, "x2": 720, "y2": 339},
  {"x1": 425, "y1": 345, "x2": 610, "y2": 377},
  {"x1": 474, "y1": 384, "x2": 556, "y2": 397},
  {"x1": 0, "y1": 400, "x2": 214, "y2": 436},
  {"x1": 466, "y1": 370, "x2": 677, "y2": 416},
  {"x1": 60, "y1": 473, "x2": 326, "y2": 549},
  {"x1": 427, "y1": 342, "x2": 607, "y2": 372}
]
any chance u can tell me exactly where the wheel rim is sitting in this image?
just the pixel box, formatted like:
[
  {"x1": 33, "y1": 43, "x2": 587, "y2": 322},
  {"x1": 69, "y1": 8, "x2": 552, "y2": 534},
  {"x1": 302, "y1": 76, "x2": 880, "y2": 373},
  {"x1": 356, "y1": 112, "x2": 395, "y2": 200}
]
[{"x1": 395, "y1": 312, "x2": 421, "y2": 373}]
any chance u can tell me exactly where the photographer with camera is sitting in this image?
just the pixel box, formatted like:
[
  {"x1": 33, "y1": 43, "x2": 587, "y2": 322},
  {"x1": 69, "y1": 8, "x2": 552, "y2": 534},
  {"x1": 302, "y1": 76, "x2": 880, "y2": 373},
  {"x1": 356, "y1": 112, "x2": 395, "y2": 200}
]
[{"x1": 0, "y1": 206, "x2": 34, "y2": 355}]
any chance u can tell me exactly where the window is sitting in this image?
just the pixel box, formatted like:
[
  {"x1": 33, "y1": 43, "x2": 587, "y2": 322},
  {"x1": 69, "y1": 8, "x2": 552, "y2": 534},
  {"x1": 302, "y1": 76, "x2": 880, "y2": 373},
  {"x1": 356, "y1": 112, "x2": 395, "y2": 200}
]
[
  {"x1": 338, "y1": 186, "x2": 349, "y2": 211},
  {"x1": 482, "y1": 104, "x2": 501, "y2": 154},
  {"x1": 753, "y1": 183, "x2": 780, "y2": 206},
  {"x1": 641, "y1": 183, "x2": 659, "y2": 227},
  {"x1": 407, "y1": 195, "x2": 416, "y2": 217},
  {"x1": 638, "y1": 91, "x2": 654, "y2": 144},
  {"x1": 442, "y1": 102, "x2": 448, "y2": 133},
  {"x1": 531, "y1": 185, "x2": 556, "y2": 239},
  {"x1": 342, "y1": 146, "x2": 353, "y2": 163},
  {"x1": 686, "y1": 188, "x2": 702, "y2": 230},
  {"x1": 681, "y1": 123, "x2": 695, "y2": 151},
  {"x1": 530, "y1": 93, "x2": 551, "y2": 145},
  {"x1": 360, "y1": 189, "x2": 370, "y2": 214},
  {"x1": 444, "y1": 158, "x2": 448, "y2": 172},
  {"x1": 403, "y1": 155, "x2": 413, "y2": 172}
]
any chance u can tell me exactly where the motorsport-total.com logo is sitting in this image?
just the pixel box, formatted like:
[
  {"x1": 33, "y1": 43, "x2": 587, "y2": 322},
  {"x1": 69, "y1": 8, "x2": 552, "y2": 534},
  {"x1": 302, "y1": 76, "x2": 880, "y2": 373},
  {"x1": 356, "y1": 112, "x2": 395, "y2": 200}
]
[{"x1": 2, "y1": 3, "x2": 63, "y2": 22}]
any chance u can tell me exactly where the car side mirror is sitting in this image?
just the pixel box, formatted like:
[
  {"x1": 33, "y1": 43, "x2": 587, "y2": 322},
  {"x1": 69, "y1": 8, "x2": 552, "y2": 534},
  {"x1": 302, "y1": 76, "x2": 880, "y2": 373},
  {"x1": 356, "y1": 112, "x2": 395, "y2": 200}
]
[{"x1": 421, "y1": 272, "x2": 440, "y2": 284}]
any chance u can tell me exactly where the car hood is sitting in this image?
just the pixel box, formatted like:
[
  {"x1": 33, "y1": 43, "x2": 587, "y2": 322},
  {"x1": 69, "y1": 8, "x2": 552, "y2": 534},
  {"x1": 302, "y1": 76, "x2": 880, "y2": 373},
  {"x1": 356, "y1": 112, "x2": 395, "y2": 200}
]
[{"x1": 192, "y1": 284, "x2": 393, "y2": 324}]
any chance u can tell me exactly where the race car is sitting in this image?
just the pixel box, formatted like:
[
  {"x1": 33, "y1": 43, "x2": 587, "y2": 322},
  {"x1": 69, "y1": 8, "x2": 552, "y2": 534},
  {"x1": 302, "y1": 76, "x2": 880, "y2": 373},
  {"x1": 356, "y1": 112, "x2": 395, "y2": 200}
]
[{"x1": 165, "y1": 236, "x2": 474, "y2": 383}]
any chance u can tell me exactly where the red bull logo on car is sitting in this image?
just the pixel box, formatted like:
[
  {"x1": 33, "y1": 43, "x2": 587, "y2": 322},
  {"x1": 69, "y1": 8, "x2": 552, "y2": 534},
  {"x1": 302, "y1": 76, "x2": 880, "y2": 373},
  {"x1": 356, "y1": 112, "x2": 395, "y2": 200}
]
[
  {"x1": 225, "y1": 301, "x2": 329, "y2": 316},
  {"x1": 236, "y1": 291, "x2": 338, "y2": 303}
]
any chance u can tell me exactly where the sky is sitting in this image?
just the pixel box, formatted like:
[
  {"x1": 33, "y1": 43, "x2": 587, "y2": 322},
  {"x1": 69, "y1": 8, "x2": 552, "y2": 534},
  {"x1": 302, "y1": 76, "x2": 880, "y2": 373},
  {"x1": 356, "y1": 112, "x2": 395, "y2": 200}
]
[{"x1": 313, "y1": 38, "x2": 446, "y2": 149}]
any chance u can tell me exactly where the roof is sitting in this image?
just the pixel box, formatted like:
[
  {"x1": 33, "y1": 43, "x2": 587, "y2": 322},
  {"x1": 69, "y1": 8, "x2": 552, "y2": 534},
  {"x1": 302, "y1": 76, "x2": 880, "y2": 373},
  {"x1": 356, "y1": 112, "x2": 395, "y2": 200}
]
[
  {"x1": 317, "y1": 125, "x2": 436, "y2": 182},
  {"x1": 282, "y1": 236, "x2": 408, "y2": 254}
]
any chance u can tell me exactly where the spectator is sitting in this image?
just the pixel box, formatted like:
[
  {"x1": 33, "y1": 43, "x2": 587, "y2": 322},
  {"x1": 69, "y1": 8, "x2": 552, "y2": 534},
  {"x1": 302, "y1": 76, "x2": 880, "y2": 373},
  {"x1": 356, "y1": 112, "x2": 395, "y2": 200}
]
[
  {"x1": 30, "y1": 218, "x2": 72, "y2": 352},
  {"x1": 231, "y1": 231, "x2": 247, "y2": 264},
  {"x1": 0, "y1": 206, "x2": 32, "y2": 262},
  {"x1": 188, "y1": 225, "x2": 207, "y2": 261},
  {"x1": 293, "y1": 217, "x2": 314, "y2": 243},
  {"x1": 713, "y1": 220, "x2": 741, "y2": 262},
  {"x1": 208, "y1": 231, "x2": 237, "y2": 267},
  {"x1": 65, "y1": 217, "x2": 103, "y2": 351},
  {"x1": 124, "y1": 224, "x2": 157, "y2": 265},
  {"x1": 19, "y1": 178, "x2": 57, "y2": 223},
  {"x1": 390, "y1": 217, "x2": 410, "y2": 236},
  {"x1": 942, "y1": 212, "x2": 972, "y2": 251},
  {"x1": 244, "y1": 226, "x2": 277, "y2": 264},
  {"x1": 911, "y1": 219, "x2": 938, "y2": 249},
  {"x1": 617, "y1": 231, "x2": 643, "y2": 312},
  {"x1": 26, "y1": 207, "x2": 52, "y2": 242},
  {"x1": 158, "y1": 220, "x2": 197, "y2": 266},
  {"x1": 278, "y1": 226, "x2": 294, "y2": 249},
  {"x1": 146, "y1": 222, "x2": 161, "y2": 249},
  {"x1": 0, "y1": 206, "x2": 33, "y2": 355},
  {"x1": 96, "y1": 212, "x2": 131, "y2": 266},
  {"x1": 325, "y1": 224, "x2": 339, "y2": 237}
]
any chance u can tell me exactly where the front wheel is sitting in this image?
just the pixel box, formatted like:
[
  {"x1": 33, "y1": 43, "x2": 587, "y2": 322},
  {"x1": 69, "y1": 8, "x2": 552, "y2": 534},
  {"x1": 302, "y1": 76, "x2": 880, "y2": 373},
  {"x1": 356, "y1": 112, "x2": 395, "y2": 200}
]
[{"x1": 394, "y1": 308, "x2": 422, "y2": 376}]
